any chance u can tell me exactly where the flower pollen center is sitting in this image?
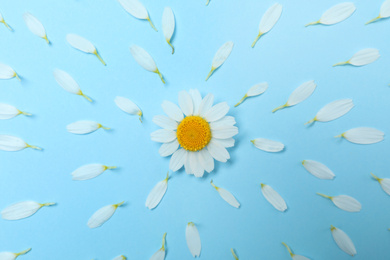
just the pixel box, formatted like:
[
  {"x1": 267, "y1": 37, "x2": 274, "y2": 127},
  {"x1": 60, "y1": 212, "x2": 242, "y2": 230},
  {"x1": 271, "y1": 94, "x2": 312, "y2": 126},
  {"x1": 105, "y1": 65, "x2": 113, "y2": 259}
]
[{"x1": 177, "y1": 116, "x2": 212, "y2": 152}]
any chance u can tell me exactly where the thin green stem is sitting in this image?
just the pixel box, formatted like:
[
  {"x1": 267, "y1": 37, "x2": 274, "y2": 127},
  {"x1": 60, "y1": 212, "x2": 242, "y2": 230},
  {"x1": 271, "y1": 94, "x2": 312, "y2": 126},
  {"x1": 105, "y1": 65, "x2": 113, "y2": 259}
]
[
  {"x1": 98, "y1": 124, "x2": 110, "y2": 130},
  {"x1": 14, "y1": 72, "x2": 21, "y2": 81},
  {"x1": 94, "y1": 50, "x2": 106, "y2": 66},
  {"x1": 272, "y1": 103, "x2": 288, "y2": 113},
  {"x1": 18, "y1": 110, "x2": 32, "y2": 116},
  {"x1": 43, "y1": 35, "x2": 50, "y2": 44},
  {"x1": 317, "y1": 192, "x2": 332, "y2": 199},
  {"x1": 114, "y1": 201, "x2": 125, "y2": 208},
  {"x1": 210, "y1": 179, "x2": 218, "y2": 190},
  {"x1": 104, "y1": 166, "x2": 117, "y2": 171},
  {"x1": 282, "y1": 242, "x2": 294, "y2": 257},
  {"x1": 371, "y1": 172, "x2": 381, "y2": 182},
  {"x1": 366, "y1": 15, "x2": 381, "y2": 25},
  {"x1": 251, "y1": 32, "x2": 263, "y2": 48},
  {"x1": 147, "y1": 17, "x2": 158, "y2": 31},
  {"x1": 79, "y1": 91, "x2": 92, "y2": 102},
  {"x1": 231, "y1": 248, "x2": 239, "y2": 260},
  {"x1": 40, "y1": 202, "x2": 55, "y2": 207},
  {"x1": 15, "y1": 248, "x2": 31, "y2": 257},
  {"x1": 161, "y1": 232, "x2": 167, "y2": 250},
  {"x1": 26, "y1": 144, "x2": 42, "y2": 150},
  {"x1": 1, "y1": 20, "x2": 13, "y2": 31},
  {"x1": 155, "y1": 69, "x2": 165, "y2": 84},
  {"x1": 333, "y1": 61, "x2": 349, "y2": 67},
  {"x1": 304, "y1": 117, "x2": 316, "y2": 125},
  {"x1": 167, "y1": 41, "x2": 175, "y2": 54},
  {"x1": 234, "y1": 95, "x2": 247, "y2": 107},
  {"x1": 205, "y1": 67, "x2": 215, "y2": 81},
  {"x1": 305, "y1": 20, "x2": 321, "y2": 27}
]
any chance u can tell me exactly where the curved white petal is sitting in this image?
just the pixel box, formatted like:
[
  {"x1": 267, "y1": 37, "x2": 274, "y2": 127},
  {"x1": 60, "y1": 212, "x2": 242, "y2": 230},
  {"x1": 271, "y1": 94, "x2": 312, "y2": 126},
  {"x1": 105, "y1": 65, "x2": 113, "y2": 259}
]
[
  {"x1": 189, "y1": 151, "x2": 204, "y2": 177},
  {"x1": 115, "y1": 96, "x2": 141, "y2": 115},
  {"x1": 178, "y1": 90, "x2": 194, "y2": 116},
  {"x1": 314, "y1": 99, "x2": 354, "y2": 123},
  {"x1": 332, "y1": 195, "x2": 361, "y2": 212},
  {"x1": 118, "y1": 0, "x2": 148, "y2": 19},
  {"x1": 331, "y1": 226, "x2": 357, "y2": 256},
  {"x1": 150, "y1": 129, "x2": 176, "y2": 143},
  {"x1": 380, "y1": 179, "x2": 390, "y2": 195},
  {"x1": 251, "y1": 138, "x2": 284, "y2": 152},
  {"x1": 72, "y1": 164, "x2": 115, "y2": 181},
  {"x1": 159, "y1": 139, "x2": 179, "y2": 157},
  {"x1": 67, "y1": 120, "x2": 105, "y2": 135},
  {"x1": 0, "y1": 103, "x2": 27, "y2": 119},
  {"x1": 87, "y1": 202, "x2": 123, "y2": 228},
  {"x1": 211, "y1": 181, "x2": 240, "y2": 208},
  {"x1": 211, "y1": 126, "x2": 238, "y2": 139},
  {"x1": 380, "y1": 0, "x2": 390, "y2": 17},
  {"x1": 341, "y1": 127, "x2": 384, "y2": 144},
  {"x1": 349, "y1": 48, "x2": 380, "y2": 66},
  {"x1": 209, "y1": 116, "x2": 236, "y2": 129},
  {"x1": 162, "y1": 7, "x2": 175, "y2": 53},
  {"x1": 53, "y1": 69, "x2": 81, "y2": 95},
  {"x1": 247, "y1": 82, "x2": 268, "y2": 97},
  {"x1": 0, "y1": 63, "x2": 16, "y2": 79},
  {"x1": 207, "y1": 140, "x2": 230, "y2": 162},
  {"x1": 169, "y1": 148, "x2": 187, "y2": 171},
  {"x1": 302, "y1": 160, "x2": 335, "y2": 180},
  {"x1": 66, "y1": 34, "x2": 96, "y2": 53},
  {"x1": 198, "y1": 149, "x2": 214, "y2": 173},
  {"x1": 150, "y1": 249, "x2": 165, "y2": 260},
  {"x1": 1, "y1": 201, "x2": 54, "y2": 220},
  {"x1": 186, "y1": 222, "x2": 201, "y2": 257},
  {"x1": 145, "y1": 175, "x2": 168, "y2": 209},
  {"x1": 320, "y1": 3, "x2": 356, "y2": 25},
  {"x1": 211, "y1": 41, "x2": 234, "y2": 69},
  {"x1": 198, "y1": 93, "x2": 214, "y2": 117},
  {"x1": 23, "y1": 12, "x2": 48, "y2": 42},
  {"x1": 204, "y1": 102, "x2": 229, "y2": 122},
  {"x1": 287, "y1": 80, "x2": 316, "y2": 106},
  {"x1": 153, "y1": 115, "x2": 178, "y2": 130},
  {"x1": 213, "y1": 138, "x2": 235, "y2": 148},
  {"x1": 259, "y1": 3, "x2": 282, "y2": 33},
  {"x1": 261, "y1": 184, "x2": 287, "y2": 212},
  {"x1": 189, "y1": 89, "x2": 202, "y2": 115},
  {"x1": 130, "y1": 45, "x2": 158, "y2": 72},
  {"x1": 0, "y1": 135, "x2": 30, "y2": 151},
  {"x1": 161, "y1": 100, "x2": 184, "y2": 122}
]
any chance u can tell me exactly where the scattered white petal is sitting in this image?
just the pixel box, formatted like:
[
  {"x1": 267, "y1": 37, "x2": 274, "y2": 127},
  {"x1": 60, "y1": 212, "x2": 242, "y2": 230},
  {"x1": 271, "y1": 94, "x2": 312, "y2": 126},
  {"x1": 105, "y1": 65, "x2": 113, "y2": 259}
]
[
  {"x1": 336, "y1": 127, "x2": 384, "y2": 144},
  {"x1": 206, "y1": 41, "x2": 234, "y2": 81},
  {"x1": 306, "y1": 99, "x2": 353, "y2": 124},
  {"x1": 66, "y1": 34, "x2": 106, "y2": 65},
  {"x1": 145, "y1": 173, "x2": 169, "y2": 209},
  {"x1": 0, "y1": 63, "x2": 19, "y2": 80},
  {"x1": 331, "y1": 226, "x2": 357, "y2": 256},
  {"x1": 317, "y1": 193, "x2": 361, "y2": 212},
  {"x1": 150, "y1": 233, "x2": 166, "y2": 260},
  {"x1": 0, "y1": 135, "x2": 41, "y2": 151},
  {"x1": 112, "y1": 255, "x2": 126, "y2": 260},
  {"x1": 252, "y1": 3, "x2": 283, "y2": 47},
  {"x1": 333, "y1": 48, "x2": 380, "y2": 67},
  {"x1": 67, "y1": 120, "x2": 110, "y2": 135},
  {"x1": 53, "y1": 69, "x2": 92, "y2": 102},
  {"x1": 118, "y1": 0, "x2": 157, "y2": 31},
  {"x1": 302, "y1": 160, "x2": 335, "y2": 180},
  {"x1": 0, "y1": 103, "x2": 31, "y2": 119},
  {"x1": 282, "y1": 242, "x2": 310, "y2": 260},
  {"x1": 186, "y1": 222, "x2": 201, "y2": 257},
  {"x1": 130, "y1": 45, "x2": 164, "y2": 83},
  {"x1": 71, "y1": 164, "x2": 116, "y2": 181},
  {"x1": 235, "y1": 82, "x2": 268, "y2": 107},
  {"x1": 0, "y1": 248, "x2": 31, "y2": 260},
  {"x1": 1, "y1": 201, "x2": 54, "y2": 220},
  {"x1": 371, "y1": 173, "x2": 390, "y2": 196},
  {"x1": 366, "y1": 0, "x2": 390, "y2": 24},
  {"x1": 251, "y1": 138, "x2": 284, "y2": 152},
  {"x1": 162, "y1": 7, "x2": 175, "y2": 53},
  {"x1": 0, "y1": 12, "x2": 13, "y2": 31},
  {"x1": 23, "y1": 12, "x2": 49, "y2": 43},
  {"x1": 261, "y1": 183, "x2": 287, "y2": 212},
  {"x1": 87, "y1": 201, "x2": 124, "y2": 228},
  {"x1": 272, "y1": 80, "x2": 316, "y2": 112},
  {"x1": 115, "y1": 96, "x2": 143, "y2": 122},
  {"x1": 210, "y1": 180, "x2": 240, "y2": 208},
  {"x1": 306, "y1": 3, "x2": 356, "y2": 26}
]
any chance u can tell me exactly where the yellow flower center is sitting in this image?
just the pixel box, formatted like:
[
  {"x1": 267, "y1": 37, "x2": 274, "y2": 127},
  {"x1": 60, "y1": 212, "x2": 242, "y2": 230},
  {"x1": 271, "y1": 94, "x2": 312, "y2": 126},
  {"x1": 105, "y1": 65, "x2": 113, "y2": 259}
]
[{"x1": 177, "y1": 116, "x2": 212, "y2": 151}]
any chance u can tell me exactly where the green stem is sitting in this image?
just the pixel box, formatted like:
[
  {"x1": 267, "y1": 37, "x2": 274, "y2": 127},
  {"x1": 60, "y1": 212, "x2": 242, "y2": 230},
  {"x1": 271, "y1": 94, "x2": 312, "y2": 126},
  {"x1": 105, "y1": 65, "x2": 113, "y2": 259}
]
[
  {"x1": 366, "y1": 15, "x2": 381, "y2": 25},
  {"x1": 167, "y1": 41, "x2": 174, "y2": 54},
  {"x1": 104, "y1": 166, "x2": 117, "y2": 171},
  {"x1": 98, "y1": 124, "x2": 110, "y2": 130},
  {"x1": 94, "y1": 50, "x2": 106, "y2": 66},
  {"x1": 1, "y1": 20, "x2": 13, "y2": 31},
  {"x1": 304, "y1": 117, "x2": 316, "y2": 125},
  {"x1": 206, "y1": 0, "x2": 210, "y2": 5},
  {"x1": 147, "y1": 17, "x2": 158, "y2": 31},
  {"x1": 138, "y1": 111, "x2": 143, "y2": 123},
  {"x1": 165, "y1": 172, "x2": 170, "y2": 182},
  {"x1": 330, "y1": 225, "x2": 336, "y2": 231},
  {"x1": 14, "y1": 72, "x2": 21, "y2": 81},
  {"x1": 26, "y1": 144, "x2": 42, "y2": 150},
  {"x1": 15, "y1": 248, "x2": 31, "y2": 257},
  {"x1": 40, "y1": 202, "x2": 56, "y2": 207},
  {"x1": 251, "y1": 32, "x2": 263, "y2": 48},
  {"x1": 114, "y1": 201, "x2": 125, "y2": 208},
  {"x1": 18, "y1": 110, "x2": 32, "y2": 116},
  {"x1": 305, "y1": 20, "x2": 321, "y2": 27},
  {"x1": 43, "y1": 35, "x2": 50, "y2": 44},
  {"x1": 333, "y1": 61, "x2": 349, "y2": 67},
  {"x1": 334, "y1": 133, "x2": 344, "y2": 138},
  {"x1": 205, "y1": 67, "x2": 215, "y2": 81},
  {"x1": 155, "y1": 69, "x2": 165, "y2": 84},
  {"x1": 231, "y1": 248, "x2": 239, "y2": 260},
  {"x1": 161, "y1": 232, "x2": 167, "y2": 250},
  {"x1": 282, "y1": 242, "x2": 294, "y2": 257},
  {"x1": 272, "y1": 103, "x2": 288, "y2": 113},
  {"x1": 79, "y1": 91, "x2": 92, "y2": 102},
  {"x1": 234, "y1": 95, "x2": 247, "y2": 107},
  {"x1": 371, "y1": 172, "x2": 381, "y2": 182},
  {"x1": 210, "y1": 179, "x2": 218, "y2": 190},
  {"x1": 316, "y1": 192, "x2": 332, "y2": 199}
]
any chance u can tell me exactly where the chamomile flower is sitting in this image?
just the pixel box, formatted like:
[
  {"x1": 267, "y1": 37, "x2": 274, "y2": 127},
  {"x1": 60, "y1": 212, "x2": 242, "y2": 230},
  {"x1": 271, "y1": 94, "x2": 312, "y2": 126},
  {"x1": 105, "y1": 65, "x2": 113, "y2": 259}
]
[{"x1": 151, "y1": 89, "x2": 238, "y2": 177}]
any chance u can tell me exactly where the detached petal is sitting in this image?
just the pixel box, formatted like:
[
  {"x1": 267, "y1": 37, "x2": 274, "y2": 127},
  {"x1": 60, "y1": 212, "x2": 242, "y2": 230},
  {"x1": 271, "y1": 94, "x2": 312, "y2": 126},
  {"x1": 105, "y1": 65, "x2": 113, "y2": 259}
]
[
  {"x1": 115, "y1": 96, "x2": 142, "y2": 121},
  {"x1": 66, "y1": 34, "x2": 105, "y2": 65},
  {"x1": 186, "y1": 222, "x2": 201, "y2": 257},
  {"x1": 371, "y1": 173, "x2": 390, "y2": 196},
  {"x1": 273, "y1": 80, "x2": 316, "y2": 112},
  {"x1": 0, "y1": 63, "x2": 18, "y2": 80},
  {"x1": 252, "y1": 3, "x2": 282, "y2": 47},
  {"x1": 307, "y1": 99, "x2": 353, "y2": 124},
  {"x1": 261, "y1": 183, "x2": 287, "y2": 212},
  {"x1": 251, "y1": 138, "x2": 284, "y2": 152},
  {"x1": 321, "y1": 3, "x2": 356, "y2": 25},
  {"x1": 0, "y1": 248, "x2": 31, "y2": 260},
  {"x1": 338, "y1": 127, "x2": 384, "y2": 144},
  {"x1": 53, "y1": 69, "x2": 91, "y2": 101},
  {"x1": 130, "y1": 45, "x2": 164, "y2": 83},
  {"x1": 302, "y1": 160, "x2": 335, "y2": 180},
  {"x1": 71, "y1": 164, "x2": 116, "y2": 181},
  {"x1": 331, "y1": 226, "x2": 357, "y2": 256},
  {"x1": 210, "y1": 180, "x2": 240, "y2": 208},
  {"x1": 162, "y1": 7, "x2": 175, "y2": 53},
  {"x1": 0, "y1": 103, "x2": 30, "y2": 119},
  {"x1": 150, "y1": 233, "x2": 166, "y2": 260},
  {"x1": 87, "y1": 202, "x2": 124, "y2": 228},
  {"x1": 118, "y1": 0, "x2": 157, "y2": 31},
  {"x1": 332, "y1": 195, "x2": 362, "y2": 212},
  {"x1": 145, "y1": 173, "x2": 169, "y2": 209},
  {"x1": 0, "y1": 135, "x2": 41, "y2": 151},
  {"x1": 23, "y1": 12, "x2": 48, "y2": 43},
  {"x1": 1, "y1": 201, "x2": 54, "y2": 220},
  {"x1": 67, "y1": 120, "x2": 108, "y2": 135},
  {"x1": 206, "y1": 41, "x2": 234, "y2": 80},
  {"x1": 334, "y1": 49, "x2": 380, "y2": 67}
]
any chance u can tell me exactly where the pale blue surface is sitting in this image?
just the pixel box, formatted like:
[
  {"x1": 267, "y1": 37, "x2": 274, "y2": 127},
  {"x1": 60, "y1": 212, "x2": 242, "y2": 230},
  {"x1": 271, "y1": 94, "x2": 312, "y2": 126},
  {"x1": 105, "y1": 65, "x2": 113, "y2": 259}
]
[{"x1": 0, "y1": 0, "x2": 389, "y2": 259}]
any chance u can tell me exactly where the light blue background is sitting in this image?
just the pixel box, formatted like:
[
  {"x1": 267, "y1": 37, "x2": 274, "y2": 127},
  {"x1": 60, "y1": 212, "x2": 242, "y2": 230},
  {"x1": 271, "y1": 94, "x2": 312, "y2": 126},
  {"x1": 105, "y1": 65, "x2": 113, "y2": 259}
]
[{"x1": 0, "y1": 0, "x2": 389, "y2": 259}]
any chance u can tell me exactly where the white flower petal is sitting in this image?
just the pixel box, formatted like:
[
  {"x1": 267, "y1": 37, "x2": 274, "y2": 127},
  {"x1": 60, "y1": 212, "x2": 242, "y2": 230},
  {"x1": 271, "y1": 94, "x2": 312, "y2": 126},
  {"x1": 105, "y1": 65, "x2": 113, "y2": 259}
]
[
  {"x1": 380, "y1": 0, "x2": 390, "y2": 17},
  {"x1": 209, "y1": 116, "x2": 236, "y2": 129},
  {"x1": 112, "y1": 255, "x2": 126, "y2": 260},
  {"x1": 115, "y1": 96, "x2": 141, "y2": 115},
  {"x1": 307, "y1": 3, "x2": 356, "y2": 26},
  {"x1": 0, "y1": 249, "x2": 31, "y2": 260},
  {"x1": 66, "y1": 34, "x2": 105, "y2": 65},
  {"x1": 0, "y1": 135, "x2": 41, "y2": 151},
  {"x1": 282, "y1": 243, "x2": 310, "y2": 260},
  {"x1": 206, "y1": 41, "x2": 234, "y2": 80},
  {"x1": 162, "y1": 7, "x2": 175, "y2": 53},
  {"x1": 302, "y1": 160, "x2": 335, "y2": 180},
  {"x1": 130, "y1": 45, "x2": 164, "y2": 83},
  {"x1": 252, "y1": 3, "x2": 282, "y2": 47},
  {"x1": 334, "y1": 48, "x2": 380, "y2": 67},
  {"x1": 211, "y1": 180, "x2": 240, "y2": 208},
  {"x1": 0, "y1": 63, "x2": 18, "y2": 80},
  {"x1": 151, "y1": 129, "x2": 176, "y2": 143},
  {"x1": 23, "y1": 12, "x2": 48, "y2": 43},
  {"x1": 251, "y1": 138, "x2": 284, "y2": 152},
  {"x1": 161, "y1": 101, "x2": 184, "y2": 122},
  {"x1": 184, "y1": 155, "x2": 192, "y2": 175},
  {"x1": 87, "y1": 202, "x2": 124, "y2": 228},
  {"x1": 0, "y1": 103, "x2": 30, "y2": 119},
  {"x1": 118, "y1": 0, "x2": 157, "y2": 31},
  {"x1": 213, "y1": 138, "x2": 235, "y2": 148},
  {"x1": 339, "y1": 127, "x2": 384, "y2": 144},
  {"x1": 189, "y1": 89, "x2": 202, "y2": 115},
  {"x1": 159, "y1": 139, "x2": 179, "y2": 157},
  {"x1": 67, "y1": 120, "x2": 108, "y2": 135},
  {"x1": 247, "y1": 82, "x2": 269, "y2": 97},
  {"x1": 178, "y1": 90, "x2": 194, "y2": 116},
  {"x1": 331, "y1": 226, "x2": 357, "y2": 256},
  {"x1": 71, "y1": 164, "x2": 116, "y2": 181},
  {"x1": 188, "y1": 151, "x2": 204, "y2": 177},
  {"x1": 186, "y1": 222, "x2": 201, "y2": 257},
  {"x1": 150, "y1": 233, "x2": 166, "y2": 260},
  {"x1": 261, "y1": 184, "x2": 287, "y2": 212},
  {"x1": 371, "y1": 173, "x2": 390, "y2": 195},
  {"x1": 307, "y1": 99, "x2": 354, "y2": 124},
  {"x1": 204, "y1": 102, "x2": 229, "y2": 122},
  {"x1": 198, "y1": 93, "x2": 214, "y2": 117},
  {"x1": 211, "y1": 126, "x2": 238, "y2": 139},
  {"x1": 287, "y1": 80, "x2": 316, "y2": 106},
  {"x1": 169, "y1": 148, "x2": 187, "y2": 171},
  {"x1": 153, "y1": 115, "x2": 178, "y2": 130},
  {"x1": 198, "y1": 149, "x2": 214, "y2": 173},
  {"x1": 53, "y1": 69, "x2": 91, "y2": 101},
  {"x1": 207, "y1": 140, "x2": 230, "y2": 162},
  {"x1": 332, "y1": 195, "x2": 362, "y2": 212},
  {"x1": 145, "y1": 174, "x2": 169, "y2": 209},
  {"x1": 1, "y1": 201, "x2": 54, "y2": 220}
]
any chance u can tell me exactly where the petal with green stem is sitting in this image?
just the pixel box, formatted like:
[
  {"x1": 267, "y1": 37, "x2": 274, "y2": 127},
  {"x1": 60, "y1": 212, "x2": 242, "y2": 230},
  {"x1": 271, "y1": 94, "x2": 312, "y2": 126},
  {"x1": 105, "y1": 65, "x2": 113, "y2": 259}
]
[
  {"x1": 206, "y1": 41, "x2": 234, "y2": 81},
  {"x1": 261, "y1": 183, "x2": 287, "y2": 212},
  {"x1": 130, "y1": 45, "x2": 164, "y2": 83},
  {"x1": 252, "y1": 3, "x2": 282, "y2": 47},
  {"x1": 87, "y1": 202, "x2": 124, "y2": 228},
  {"x1": 273, "y1": 80, "x2": 316, "y2": 112},
  {"x1": 66, "y1": 34, "x2": 105, "y2": 65},
  {"x1": 305, "y1": 99, "x2": 353, "y2": 125},
  {"x1": 115, "y1": 96, "x2": 142, "y2": 122},
  {"x1": 53, "y1": 69, "x2": 92, "y2": 102},
  {"x1": 67, "y1": 120, "x2": 110, "y2": 135},
  {"x1": 336, "y1": 127, "x2": 384, "y2": 144},
  {"x1": 0, "y1": 103, "x2": 31, "y2": 119},
  {"x1": 235, "y1": 83, "x2": 268, "y2": 107},
  {"x1": 210, "y1": 180, "x2": 240, "y2": 208},
  {"x1": 23, "y1": 12, "x2": 49, "y2": 43},
  {"x1": 162, "y1": 7, "x2": 175, "y2": 54},
  {"x1": 118, "y1": 0, "x2": 157, "y2": 31},
  {"x1": 1, "y1": 201, "x2": 55, "y2": 220},
  {"x1": 330, "y1": 225, "x2": 357, "y2": 256},
  {"x1": 145, "y1": 173, "x2": 169, "y2": 209},
  {"x1": 0, "y1": 135, "x2": 41, "y2": 151},
  {"x1": 71, "y1": 164, "x2": 116, "y2": 181},
  {"x1": 302, "y1": 160, "x2": 335, "y2": 180},
  {"x1": 186, "y1": 222, "x2": 201, "y2": 257},
  {"x1": 306, "y1": 3, "x2": 355, "y2": 26}
]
